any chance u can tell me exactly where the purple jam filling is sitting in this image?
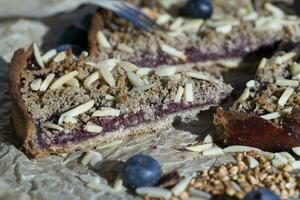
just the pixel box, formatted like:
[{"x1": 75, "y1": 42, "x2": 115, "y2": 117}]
[{"x1": 38, "y1": 101, "x2": 206, "y2": 147}]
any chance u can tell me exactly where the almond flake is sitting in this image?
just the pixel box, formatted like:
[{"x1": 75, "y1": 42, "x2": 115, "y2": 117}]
[
  {"x1": 174, "y1": 86, "x2": 184, "y2": 103},
  {"x1": 242, "y1": 12, "x2": 258, "y2": 21},
  {"x1": 81, "y1": 51, "x2": 89, "y2": 57},
  {"x1": 216, "y1": 25, "x2": 232, "y2": 33},
  {"x1": 179, "y1": 19, "x2": 204, "y2": 34},
  {"x1": 42, "y1": 49, "x2": 57, "y2": 63},
  {"x1": 132, "y1": 84, "x2": 156, "y2": 92},
  {"x1": 185, "y1": 71, "x2": 211, "y2": 81},
  {"x1": 39, "y1": 73, "x2": 55, "y2": 91},
  {"x1": 223, "y1": 145, "x2": 261, "y2": 153},
  {"x1": 85, "y1": 62, "x2": 97, "y2": 67},
  {"x1": 260, "y1": 112, "x2": 281, "y2": 120},
  {"x1": 78, "y1": 174, "x2": 100, "y2": 185},
  {"x1": 185, "y1": 143, "x2": 213, "y2": 152},
  {"x1": 85, "y1": 122, "x2": 103, "y2": 133},
  {"x1": 53, "y1": 52, "x2": 66, "y2": 63},
  {"x1": 105, "y1": 94, "x2": 116, "y2": 101},
  {"x1": 58, "y1": 100, "x2": 95, "y2": 124},
  {"x1": 275, "y1": 52, "x2": 297, "y2": 64},
  {"x1": 258, "y1": 58, "x2": 268, "y2": 69},
  {"x1": 206, "y1": 19, "x2": 240, "y2": 27},
  {"x1": 257, "y1": 151, "x2": 275, "y2": 160},
  {"x1": 97, "y1": 140, "x2": 123, "y2": 150},
  {"x1": 156, "y1": 14, "x2": 171, "y2": 25},
  {"x1": 246, "y1": 156, "x2": 259, "y2": 169},
  {"x1": 292, "y1": 147, "x2": 300, "y2": 156},
  {"x1": 33, "y1": 43, "x2": 45, "y2": 68},
  {"x1": 127, "y1": 71, "x2": 145, "y2": 87},
  {"x1": 217, "y1": 59, "x2": 240, "y2": 68},
  {"x1": 292, "y1": 73, "x2": 300, "y2": 81},
  {"x1": 113, "y1": 175, "x2": 125, "y2": 192},
  {"x1": 169, "y1": 17, "x2": 184, "y2": 31},
  {"x1": 280, "y1": 152, "x2": 295, "y2": 162},
  {"x1": 30, "y1": 78, "x2": 42, "y2": 91},
  {"x1": 155, "y1": 67, "x2": 176, "y2": 77},
  {"x1": 92, "y1": 107, "x2": 121, "y2": 117},
  {"x1": 50, "y1": 71, "x2": 78, "y2": 90},
  {"x1": 204, "y1": 134, "x2": 213, "y2": 143},
  {"x1": 237, "y1": 88, "x2": 250, "y2": 103},
  {"x1": 202, "y1": 146, "x2": 224, "y2": 156},
  {"x1": 118, "y1": 61, "x2": 138, "y2": 72},
  {"x1": 184, "y1": 83, "x2": 193, "y2": 102},
  {"x1": 246, "y1": 80, "x2": 256, "y2": 88},
  {"x1": 291, "y1": 62, "x2": 300, "y2": 76},
  {"x1": 291, "y1": 161, "x2": 300, "y2": 170},
  {"x1": 84, "y1": 71, "x2": 100, "y2": 87},
  {"x1": 96, "y1": 31, "x2": 112, "y2": 49},
  {"x1": 81, "y1": 151, "x2": 102, "y2": 166},
  {"x1": 275, "y1": 79, "x2": 299, "y2": 87},
  {"x1": 136, "y1": 68, "x2": 153, "y2": 76},
  {"x1": 171, "y1": 176, "x2": 193, "y2": 196},
  {"x1": 136, "y1": 187, "x2": 172, "y2": 200},
  {"x1": 160, "y1": 43, "x2": 186, "y2": 61},
  {"x1": 117, "y1": 43, "x2": 134, "y2": 54},
  {"x1": 265, "y1": 3, "x2": 285, "y2": 18},
  {"x1": 272, "y1": 158, "x2": 286, "y2": 168},
  {"x1": 100, "y1": 66, "x2": 116, "y2": 87},
  {"x1": 189, "y1": 189, "x2": 212, "y2": 199},
  {"x1": 65, "y1": 78, "x2": 80, "y2": 87},
  {"x1": 278, "y1": 87, "x2": 294, "y2": 107},
  {"x1": 43, "y1": 122, "x2": 63, "y2": 131},
  {"x1": 99, "y1": 59, "x2": 119, "y2": 71},
  {"x1": 64, "y1": 117, "x2": 77, "y2": 124}
]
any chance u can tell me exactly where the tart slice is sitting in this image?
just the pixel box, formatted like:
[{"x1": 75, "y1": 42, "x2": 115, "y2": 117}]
[
  {"x1": 9, "y1": 45, "x2": 232, "y2": 158},
  {"x1": 89, "y1": 0, "x2": 300, "y2": 68},
  {"x1": 214, "y1": 50, "x2": 300, "y2": 151}
]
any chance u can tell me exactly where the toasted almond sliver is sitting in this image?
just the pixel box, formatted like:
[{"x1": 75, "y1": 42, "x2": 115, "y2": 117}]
[
  {"x1": 65, "y1": 78, "x2": 80, "y2": 87},
  {"x1": 81, "y1": 151, "x2": 102, "y2": 166},
  {"x1": 117, "y1": 43, "x2": 134, "y2": 54},
  {"x1": 113, "y1": 175, "x2": 125, "y2": 192},
  {"x1": 291, "y1": 62, "x2": 300, "y2": 76},
  {"x1": 260, "y1": 112, "x2": 281, "y2": 120},
  {"x1": 265, "y1": 3, "x2": 285, "y2": 18},
  {"x1": 127, "y1": 71, "x2": 145, "y2": 87},
  {"x1": 118, "y1": 61, "x2": 138, "y2": 72},
  {"x1": 33, "y1": 43, "x2": 45, "y2": 68},
  {"x1": 98, "y1": 59, "x2": 120, "y2": 71},
  {"x1": 203, "y1": 146, "x2": 224, "y2": 156},
  {"x1": 43, "y1": 122, "x2": 63, "y2": 131},
  {"x1": 223, "y1": 145, "x2": 260, "y2": 153},
  {"x1": 257, "y1": 151, "x2": 275, "y2": 160},
  {"x1": 53, "y1": 52, "x2": 67, "y2": 63},
  {"x1": 278, "y1": 87, "x2": 294, "y2": 107},
  {"x1": 59, "y1": 100, "x2": 95, "y2": 124},
  {"x1": 42, "y1": 49, "x2": 57, "y2": 63},
  {"x1": 217, "y1": 59, "x2": 240, "y2": 68},
  {"x1": 174, "y1": 86, "x2": 184, "y2": 103},
  {"x1": 184, "y1": 83, "x2": 193, "y2": 102},
  {"x1": 105, "y1": 94, "x2": 116, "y2": 101},
  {"x1": 50, "y1": 71, "x2": 78, "y2": 90},
  {"x1": 84, "y1": 71, "x2": 100, "y2": 87},
  {"x1": 39, "y1": 74, "x2": 55, "y2": 91},
  {"x1": 179, "y1": 19, "x2": 203, "y2": 34},
  {"x1": 160, "y1": 43, "x2": 186, "y2": 61},
  {"x1": 185, "y1": 72, "x2": 211, "y2": 81},
  {"x1": 92, "y1": 107, "x2": 121, "y2": 117},
  {"x1": 236, "y1": 88, "x2": 250, "y2": 103},
  {"x1": 136, "y1": 68, "x2": 153, "y2": 76},
  {"x1": 258, "y1": 58, "x2": 268, "y2": 69},
  {"x1": 136, "y1": 187, "x2": 172, "y2": 200},
  {"x1": 275, "y1": 52, "x2": 297, "y2": 64},
  {"x1": 242, "y1": 12, "x2": 258, "y2": 21},
  {"x1": 100, "y1": 66, "x2": 116, "y2": 87},
  {"x1": 85, "y1": 122, "x2": 103, "y2": 133},
  {"x1": 132, "y1": 84, "x2": 156, "y2": 92},
  {"x1": 185, "y1": 143, "x2": 213, "y2": 152},
  {"x1": 246, "y1": 156, "x2": 259, "y2": 169},
  {"x1": 275, "y1": 79, "x2": 299, "y2": 87},
  {"x1": 246, "y1": 80, "x2": 256, "y2": 88},
  {"x1": 216, "y1": 25, "x2": 232, "y2": 33},
  {"x1": 169, "y1": 17, "x2": 184, "y2": 31},
  {"x1": 63, "y1": 117, "x2": 77, "y2": 124},
  {"x1": 81, "y1": 51, "x2": 89, "y2": 57},
  {"x1": 156, "y1": 14, "x2": 171, "y2": 25},
  {"x1": 292, "y1": 147, "x2": 300, "y2": 156},
  {"x1": 30, "y1": 78, "x2": 42, "y2": 91},
  {"x1": 85, "y1": 61, "x2": 97, "y2": 67},
  {"x1": 155, "y1": 67, "x2": 176, "y2": 77},
  {"x1": 204, "y1": 134, "x2": 213, "y2": 144},
  {"x1": 171, "y1": 176, "x2": 193, "y2": 196},
  {"x1": 97, "y1": 31, "x2": 111, "y2": 49}
]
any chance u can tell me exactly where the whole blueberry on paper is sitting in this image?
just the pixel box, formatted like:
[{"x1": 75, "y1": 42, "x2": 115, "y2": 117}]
[
  {"x1": 121, "y1": 154, "x2": 162, "y2": 188},
  {"x1": 185, "y1": 0, "x2": 213, "y2": 19},
  {"x1": 244, "y1": 188, "x2": 280, "y2": 200}
]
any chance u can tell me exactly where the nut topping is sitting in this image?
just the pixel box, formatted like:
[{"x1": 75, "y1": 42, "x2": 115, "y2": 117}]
[
  {"x1": 50, "y1": 71, "x2": 79, "y2": 90},
  {"x1": 30, "y1": 78, "x2": 42, "y2": 91},
  {"x1": 33, "y1": 43, "x2": 45, "y2": 68},
  {"x1": 96, "y1": 31, "x2": 112, "y2": 49},
  {"x1": 92, "y1": 107, "x2": 121, "y2": 117}
]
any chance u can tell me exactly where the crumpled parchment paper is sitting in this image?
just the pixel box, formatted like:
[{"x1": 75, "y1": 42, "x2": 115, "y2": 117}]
[{"x1": 0, "y1": 1, "x2": 253, "y2": 199}]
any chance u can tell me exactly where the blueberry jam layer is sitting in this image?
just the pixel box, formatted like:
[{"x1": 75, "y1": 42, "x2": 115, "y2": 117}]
[{"x1": 38, "y1": 101, "x2": 207, "y2": 147}]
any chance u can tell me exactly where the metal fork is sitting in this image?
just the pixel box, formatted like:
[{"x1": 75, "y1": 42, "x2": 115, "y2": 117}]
[{"x1": 89, "y1": 0, "x2": 159, "y2": 31}]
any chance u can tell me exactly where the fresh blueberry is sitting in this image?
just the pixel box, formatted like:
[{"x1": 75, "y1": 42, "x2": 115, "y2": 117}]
[
  {"x1": 294, "y1": 0, "x2": 300, "y2": 15},
  {"x1": 55, "y1": 44, "x2": 82, "y2": 56},
  {"x1": 185, "y1": 0, "x2": 213, "y2": 19},
  {"x1": 121, "y1": 154, "x2": 162, "y2": 188},
  {"x1": 244, "y1": 188, "x2": 280, "y2": 200}
]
